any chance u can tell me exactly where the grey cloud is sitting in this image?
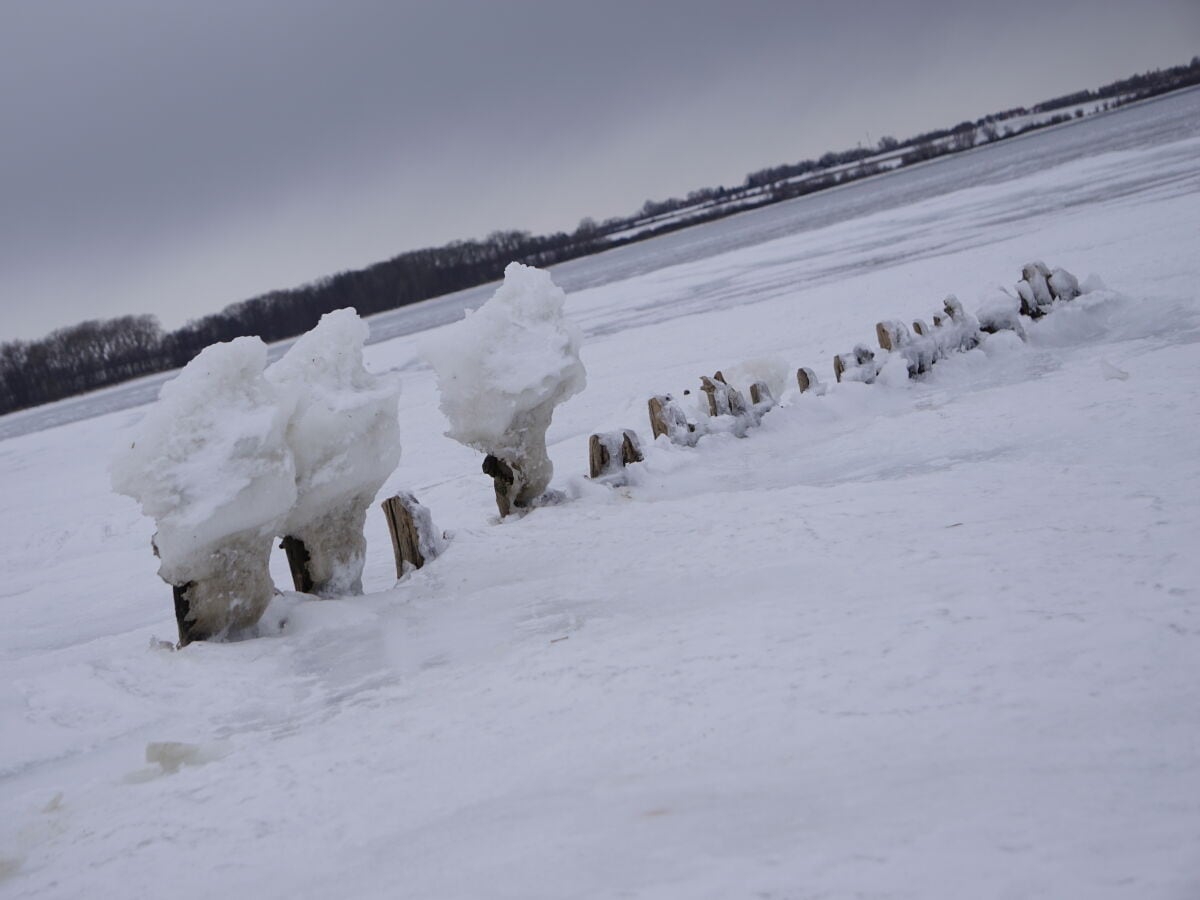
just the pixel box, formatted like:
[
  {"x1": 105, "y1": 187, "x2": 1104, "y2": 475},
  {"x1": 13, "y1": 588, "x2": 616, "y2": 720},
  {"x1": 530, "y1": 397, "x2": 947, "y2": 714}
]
[{"x1": 1, "y1": 0, "x2": 1196, "y2": 338}]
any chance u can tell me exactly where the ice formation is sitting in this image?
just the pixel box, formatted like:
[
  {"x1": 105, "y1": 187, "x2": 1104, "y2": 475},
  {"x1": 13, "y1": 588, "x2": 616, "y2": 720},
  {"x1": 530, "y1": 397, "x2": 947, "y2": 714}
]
[
  {"x1": 267, "y1": 309, "x2": 401, "y2": 595},
  {"x1": 422, "y1": 263, "x2": 586, "y2": 515},
  {"x1": 110, "y1": 337, "x2": 296, "y2": 643}
]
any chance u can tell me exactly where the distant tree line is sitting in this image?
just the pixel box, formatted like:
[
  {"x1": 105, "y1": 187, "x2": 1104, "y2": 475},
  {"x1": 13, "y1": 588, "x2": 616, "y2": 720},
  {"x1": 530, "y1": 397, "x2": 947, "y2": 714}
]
[
  {"x1": 1033, "y1": 56, "x2": 1200, "y2": 112},
  {"x1": 0, "y1": 229, "x2": 607, "y2": 414},
  {"x1": 3, "y1": 56, "x2": 1198, "y2": 417}
]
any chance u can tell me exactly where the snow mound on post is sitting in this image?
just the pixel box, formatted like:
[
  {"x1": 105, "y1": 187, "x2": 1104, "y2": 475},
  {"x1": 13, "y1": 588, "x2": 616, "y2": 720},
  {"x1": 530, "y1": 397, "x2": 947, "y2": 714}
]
[
  {"x1": 268, "y1": 309, "x2": 401, "y2": 529},
  {"x1": 267, "y1": 308, "x2": 401, "y2": 594},
  {"x1": 110, "y1": 336, "x2": 296, "y2": 585},
  {"x1": 422, "y1": 262, "x2": 586, "y2": 452}
]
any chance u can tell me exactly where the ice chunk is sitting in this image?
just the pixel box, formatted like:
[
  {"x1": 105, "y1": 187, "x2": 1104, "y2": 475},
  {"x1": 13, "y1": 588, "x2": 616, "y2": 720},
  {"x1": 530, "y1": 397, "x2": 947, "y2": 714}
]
[
  {"x1": 422, "y1": 263, "x2": 586, "y2": 514},
  {"x1": 111, "y1": 337, "x2": 296, "y2": 641},
  {"x1": 267, "y1": 308, "x2": 401, "y2": 595}
]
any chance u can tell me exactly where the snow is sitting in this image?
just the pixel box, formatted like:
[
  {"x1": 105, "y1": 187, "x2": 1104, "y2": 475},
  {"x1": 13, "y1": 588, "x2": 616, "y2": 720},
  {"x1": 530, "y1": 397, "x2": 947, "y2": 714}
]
[
  {"x1": 3, "y1": 88, "x2": 1200, "y2": 898},
  {"x1": 267, "y1": 308, "x2": 401, "y2": 595}
]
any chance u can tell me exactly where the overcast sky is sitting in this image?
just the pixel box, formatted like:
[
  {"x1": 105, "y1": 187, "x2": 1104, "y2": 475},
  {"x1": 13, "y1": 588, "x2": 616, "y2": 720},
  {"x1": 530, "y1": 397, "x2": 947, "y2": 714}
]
[{"x1": 2, "y1": 0, "x2": 1197, "y2": 340}]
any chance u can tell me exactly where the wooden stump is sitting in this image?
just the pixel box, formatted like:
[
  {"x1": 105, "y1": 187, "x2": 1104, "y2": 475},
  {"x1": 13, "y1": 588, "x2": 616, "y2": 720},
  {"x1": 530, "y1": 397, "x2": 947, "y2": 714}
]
[
  {"x1": 797, "y1": 367, "x2": 819, "y2": 393},
  {"x1": 749, "y1": 381, "x2": 774, "y2": 407},
  {"x1": 876, "y1": 321, "x2": 898, "y2": 351},
  {"x1": 700, "y1": 375, "x2": 749, "y2": 418},
  {"x1": 381, "y1": 492, "x2": 440, "y2": 576},
  {"x1": 172, "y1": 582, "x2": 199, "y2": 646},
  {"x1": 912, "y1": 319, "x2": 930, "y2": 336},
  {"x1": 588, "y1": 429, "x2": 644, "y2": 479},
  {"x1": 834, "y1": 345, "x2": 876, "y2": 384},
  {"x1": 648, "y1": 395, "x2": 698, "y2": 445},
  {"x1": 481, "y1": 454, "x2": 517, "y2": 517},
  {"x1": 280, "y1": 535, "x2": 315, "y2": 593}
]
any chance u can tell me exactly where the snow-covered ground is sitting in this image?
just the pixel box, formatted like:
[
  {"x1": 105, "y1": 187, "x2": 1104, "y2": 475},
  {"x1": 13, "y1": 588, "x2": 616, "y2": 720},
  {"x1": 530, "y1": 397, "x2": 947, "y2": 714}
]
[{"x1": 2, "y1": 89, "x2": 1199, "y2": 898}]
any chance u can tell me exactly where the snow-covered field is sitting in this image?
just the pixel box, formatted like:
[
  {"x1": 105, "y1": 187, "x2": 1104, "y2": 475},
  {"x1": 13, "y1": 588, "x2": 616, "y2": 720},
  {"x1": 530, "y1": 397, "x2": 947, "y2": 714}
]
[{"x1": 2, "y1": 89, "x2": 1199, "y2": 898}]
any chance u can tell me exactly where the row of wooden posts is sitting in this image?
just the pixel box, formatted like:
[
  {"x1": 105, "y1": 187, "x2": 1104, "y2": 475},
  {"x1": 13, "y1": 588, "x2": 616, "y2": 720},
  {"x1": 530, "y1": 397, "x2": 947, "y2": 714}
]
[
  {"x1": 270, "y1": 492, "x2": 441, "y2": 598},
  {"x1": 576, "y1": 262, "x2": 1083, "y2": 483},
  {"x1": 383, "y1": 264, "x2": 1082, "y2": 569},
  {"x1": 173, "y1": 262, "x2": 1078, "y2": 645}
]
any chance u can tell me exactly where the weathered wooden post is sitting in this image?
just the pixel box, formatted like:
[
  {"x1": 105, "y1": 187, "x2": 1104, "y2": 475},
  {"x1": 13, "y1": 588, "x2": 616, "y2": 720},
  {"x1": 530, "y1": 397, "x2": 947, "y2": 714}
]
[
  {"x1": 749, "y1": 381, "x2": 774, "y2": 408},
  {"x1": 280, "y1": 536, "x2": 315, "y2": 594},
  {"x1": 381, "y1": 492, "x2": 442, "y2": 577},
  {"x1": 700, "y1": 374, "x2": 749, "y2": 418},
  {"x1": 648, "y1": 395, "x2": 699, "y2": 445},
  {"x1": 877, "y1": 319, "x2": 938, "y2": 376},
  {"x1": 797, "y1": 367, "x2": 820, "y2": 393},
  {"x1": 482, "y1": 454, "x2": 517, "y2": 518},
  {"x1": 834, "y1": 345, "x2": 878, "y2": 383},
  {"x1": 588, "y1": 429, "x2": 644, "y2": 479}
]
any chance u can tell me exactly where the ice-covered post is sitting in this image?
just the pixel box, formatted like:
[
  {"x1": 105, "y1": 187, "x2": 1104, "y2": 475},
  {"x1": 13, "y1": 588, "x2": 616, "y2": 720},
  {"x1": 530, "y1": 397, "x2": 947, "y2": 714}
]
[
  {"x1": 588, "y1": 429, "x2": 643, "y2": 479},
  {"x1": 796, "y1": 367, "x2": 822, "y2": 393},
  {"x1": 380, "y1": 492, "x2": 444, "y2": 577},
  {"x1": 422, "y1": 263, "x2": 586, "y2": 518},
  {"x1": 266, "y1": 309, "x2": 401, "y2": 596},
  {"x1": 111, "y1": 338, "x2": 297, "y2": 646}
]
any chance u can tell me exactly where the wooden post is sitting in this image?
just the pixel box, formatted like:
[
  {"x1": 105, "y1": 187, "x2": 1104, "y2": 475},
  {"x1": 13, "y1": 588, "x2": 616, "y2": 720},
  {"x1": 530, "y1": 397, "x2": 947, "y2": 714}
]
[
  {"x1": 648, "y1": 396, "x2": 671, "y2": 440},
  {"x1": 834, "y1": 345, "x2": 877, "y2": 384},
  {"x1": 172, "y1": 582, "x2": 198, "y2": 646},
  {"x1": 700, "y1": 376, "x2": 722, "y2": 417},
  {"x1": 589, "y1": 429, "x2": 644, "y2": 479},
  {"x1": 481, "y1": 454, "x2": 516, "y2": 518},
  {"x1": 701, "y1": 375, "x2": 749, "y2": 418},
  {"x1": 876, "y1": 322, "x2": 895, "y2": 351},
  {"x1": 648, "y1": 395, "x2": 699, "y2": 446},
  {"x1": 280, "y1": 535, "x2": 315, "y2": 593},
  {"x1": 912, "y1": 319, "x2": 930, "y2": 336},
  {"x1": 381, "y1": 493, "x2": 429, "y2": 576},
  {"x1": 588, "y1": 434, "x2": 608, "y2": 478},
  {"x1": 749, "y1": 381, "x2": 773, "y2": 407},
  {"x1": 621, "y1": 430, "x2": 643, "y2": 466},
  {"x1": 797, "y1": 367, "x2": 819, "y2": 393}
]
